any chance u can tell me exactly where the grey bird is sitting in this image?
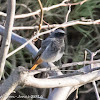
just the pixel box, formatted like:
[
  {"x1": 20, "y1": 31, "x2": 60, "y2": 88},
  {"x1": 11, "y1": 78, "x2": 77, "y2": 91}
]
[{"x1": 30, "y1": 29, "x2": 66, "y2": 70}]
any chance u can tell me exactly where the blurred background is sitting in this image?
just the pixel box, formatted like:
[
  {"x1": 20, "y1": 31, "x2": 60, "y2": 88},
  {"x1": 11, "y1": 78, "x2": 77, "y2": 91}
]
[{"x1": 0, "y1": 0, "x2": 100, "y2": 100}]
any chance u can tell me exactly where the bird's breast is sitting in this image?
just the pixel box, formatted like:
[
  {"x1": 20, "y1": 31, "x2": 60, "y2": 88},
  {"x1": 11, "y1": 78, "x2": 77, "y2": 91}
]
[{"x1": 41, "y1": 50, "x2": 64, "y2": 62}]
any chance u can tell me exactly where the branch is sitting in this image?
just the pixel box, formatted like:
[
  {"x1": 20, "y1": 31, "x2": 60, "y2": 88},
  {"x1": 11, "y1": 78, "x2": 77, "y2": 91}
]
[
  {"x1": 0, "y1": 0, "x2": 88, "y2": 19},
  {"x1": 0, "y1": 0, "x2": 16, "y2": 80},
  {"x1": 0, "y1": 65, "x2": 100, "y2": 99},
  {"x1": 0, "y1": 67, "x2": 23, "y2": 100},
  {"x1": 12, "y1": 19, "x2": 100, "y2": 30},
  {"x1": 24, "y1": 69, "x2": 100, "y2": 88},
  {"x1": 62, "y1": 60, "x2": 100, "y2": 68}
]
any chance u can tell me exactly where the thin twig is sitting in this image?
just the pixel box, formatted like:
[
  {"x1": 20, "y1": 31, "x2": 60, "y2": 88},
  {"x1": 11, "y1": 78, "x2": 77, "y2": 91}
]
[
  {"x1": 91, "y1": 55, "x2": 100, "y2": 100},
  {"x1": 65, "y1": 4, "x2": 71, "y2": 22},
  {"x1": 95, "y1": 49, "x2": 100, "y2": 55},
  {"x1": 37, "y1": 0, "x2": 44, "y2": 32},
  {"x1": 12, "y1": 19, "x2": 100, "y2": 30},
  {"x1": 93, "y1": 81, "x2": 100, "y2": 100},
  {"x1": 62, "y1": 60, "x2": 100, "y2": 68}
]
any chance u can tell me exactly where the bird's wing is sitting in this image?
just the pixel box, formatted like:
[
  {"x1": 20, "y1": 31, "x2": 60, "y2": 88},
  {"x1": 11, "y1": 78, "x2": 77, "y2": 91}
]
[
  {"x1": 47, "y1": 40, "x2": 61, "y2": 53},
  {"x1": 41, "y1": 38, "x2": 54, "y2": 49},
  {"x1": 33, "y1": 48, "x2": 43, "y2": 64},
  {"x1": 43, "y1": 38, "x2": 62, "y2": 52},
  {"x1": 33, "y1": 38, "x2": 52, "y2": 64},
  {"x1": 33, "y1": 38, "x2": 61, "y2": 64},
  {"x1": 42, "y1": 39, "x2": 61, "y2": 57}
]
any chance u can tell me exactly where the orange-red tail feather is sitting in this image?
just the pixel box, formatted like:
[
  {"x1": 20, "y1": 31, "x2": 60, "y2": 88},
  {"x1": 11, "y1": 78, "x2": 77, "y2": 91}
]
[
  {"x1": 30, "y1": 58, "x2": 43, "y2": 70},
  {"x1": 30, "y1": 64, "x2": 38, "y2": 70}
]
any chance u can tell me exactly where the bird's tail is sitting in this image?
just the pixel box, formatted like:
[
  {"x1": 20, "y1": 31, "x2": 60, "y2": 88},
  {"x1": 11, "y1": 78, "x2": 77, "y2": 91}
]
[{"x1": 30, "y1": 57, "x2": 43, "y2": 70}]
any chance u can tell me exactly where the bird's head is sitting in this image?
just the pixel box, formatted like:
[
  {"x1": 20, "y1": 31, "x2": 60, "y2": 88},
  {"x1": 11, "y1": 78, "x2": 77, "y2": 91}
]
[{"x1": 50, "y1": 29, "x2": 66, "y2": 38}]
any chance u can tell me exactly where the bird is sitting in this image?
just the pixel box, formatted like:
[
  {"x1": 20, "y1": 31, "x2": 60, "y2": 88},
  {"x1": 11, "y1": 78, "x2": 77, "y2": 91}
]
[{"x1": 30, "y1": 29, "x2": 66, "y2": 70}]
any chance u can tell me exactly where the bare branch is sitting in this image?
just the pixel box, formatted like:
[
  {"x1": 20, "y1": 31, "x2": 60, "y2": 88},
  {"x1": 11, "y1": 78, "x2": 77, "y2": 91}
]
[
  {"x1": 0, "y1": 65, "x2": 100, "y2": 99},
  {"x1": 13, "y1": 19, "x2": 100, "y2": 30},
  {"x1": 0, "y1": 0, "x2": 16, "y2": 80},
  {"x1": 62, "y1": 60, "x2": 100, "y2": 69},
  {"x1": 0, "y1": 67, "x2": 23, "y2": 100},
  {"x1": 0, "y1": 0, "x2": 88, "y2": 19},
  {"x1": 0, "y1": 12, "x2": 6, "y2": 17}
]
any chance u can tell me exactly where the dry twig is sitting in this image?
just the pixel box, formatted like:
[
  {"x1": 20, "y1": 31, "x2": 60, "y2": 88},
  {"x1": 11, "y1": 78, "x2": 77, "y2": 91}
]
[
  {"x1": 37, "y1": 0, "x2": 44, "y2": 32},
  {"x1": 13, "y1": 19, "x2": 100, "y2": 30}
]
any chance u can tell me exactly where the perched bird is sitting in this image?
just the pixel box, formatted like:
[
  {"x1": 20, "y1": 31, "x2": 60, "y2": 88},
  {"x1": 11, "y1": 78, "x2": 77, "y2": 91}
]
[{"x1": 30, "y1": 29, "x2": 66, "y2": 70}]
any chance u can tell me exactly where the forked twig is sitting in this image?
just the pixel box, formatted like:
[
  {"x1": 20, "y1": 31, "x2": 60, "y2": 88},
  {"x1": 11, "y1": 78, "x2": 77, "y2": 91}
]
[{"x1": 85, "y1": 48, "x2": 100, "y2": 100}]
